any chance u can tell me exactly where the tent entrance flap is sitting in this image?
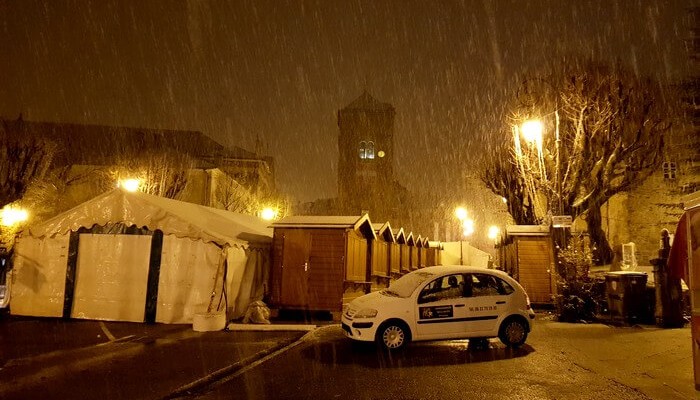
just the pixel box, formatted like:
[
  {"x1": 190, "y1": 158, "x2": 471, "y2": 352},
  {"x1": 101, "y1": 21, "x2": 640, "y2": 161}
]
[{"x1": 71, "y1": 234, "x2": 152, "y2": 322}]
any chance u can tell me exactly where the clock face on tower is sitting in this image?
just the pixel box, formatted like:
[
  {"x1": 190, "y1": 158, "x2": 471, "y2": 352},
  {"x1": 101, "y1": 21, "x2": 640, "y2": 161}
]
[{"x1": 377, "y1": 150, "x2": 385, "y2": 158}]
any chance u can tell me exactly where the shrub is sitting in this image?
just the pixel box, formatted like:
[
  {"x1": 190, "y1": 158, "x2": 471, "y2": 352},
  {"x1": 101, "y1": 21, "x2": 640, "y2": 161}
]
[{"x1": 555, "y1": 234, "x2": 606, "y2": 322}]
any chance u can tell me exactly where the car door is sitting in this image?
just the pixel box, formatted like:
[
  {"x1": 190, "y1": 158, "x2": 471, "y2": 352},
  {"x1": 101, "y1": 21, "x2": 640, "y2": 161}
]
[
  {"x1": 414, "y1": 274, "x2": 468, "y2": 340},
  {"x1": 460, "y1": 273, "x2": 514, "y2": 334}
]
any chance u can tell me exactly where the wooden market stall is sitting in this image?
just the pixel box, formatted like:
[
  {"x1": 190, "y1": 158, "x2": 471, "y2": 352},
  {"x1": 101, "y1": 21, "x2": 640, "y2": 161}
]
[
  {"x1": 388, "y1": 228, "x2": 402, "y2": 277},
  {"x1": 269, "y1": 215, "x2": 376, "y2": 312},
  {"x1": 396, "y1": 229, "x2": 410, "y2": 275},
  {"x1": 407, "y1": 233, "x2": 419, "y2": 270},
  {"x1": 370, "y1": 222, "x2": 394, "y2": 290},
  {"x1": 425, "y1": 240, "x2": 442, "y2": 267},
  {"x1": 499, "y1": 225, "x2": 556, "y2": 305},
  {"x1": 416, "y1": 237, "x2": 428, "y2": 268}
]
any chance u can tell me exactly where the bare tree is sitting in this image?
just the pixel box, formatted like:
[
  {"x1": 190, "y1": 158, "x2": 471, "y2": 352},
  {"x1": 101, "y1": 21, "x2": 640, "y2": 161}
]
[
  {"x1": 481, "y1": 140, "x2": 538, "y2": 225},
  {"x1": 482, "y1": 60, "x2": 675, "y2": 264},
  {"x1": 213, "y1": 173, "x2": 257, "y2": 214},
  {"x1": 0, "y1": 120, "x2": 56, "y2": 208},
  {"x1": 106, "y1": 151, "x2": 195, "y2": 199}
]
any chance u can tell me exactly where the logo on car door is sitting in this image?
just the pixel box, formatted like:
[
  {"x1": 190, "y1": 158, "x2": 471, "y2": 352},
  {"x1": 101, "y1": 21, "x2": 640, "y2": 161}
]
[{"x1": 419, "y1": 305, "x2": 453, "y2": 319}]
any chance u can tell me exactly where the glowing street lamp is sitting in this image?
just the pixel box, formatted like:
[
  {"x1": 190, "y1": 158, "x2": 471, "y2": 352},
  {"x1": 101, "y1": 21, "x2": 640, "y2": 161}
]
[
  {"x1": 454, "y1": 207, "x2": 467, "y2": 222},
  {"x1": 260, "y1": 207, "x2": 278, "y2": 221},
  {"x1": 487, "y1": 225, "x2": 500, "y2": 241},
  {"x1": 119, "y1": 178, "x2": 141, "y2": 192},
  {"x1": 455, "y1": 207, "x2": 470, "y2": 265},
  {"x1": 462, "y1": 218, "x2": 474, "y2": 237},
  {"x1": 1, "y1": 206, "x2": 29, "y2": 227},
  {"x1": 521, "y1": 119, "x2": 544, "y2": 147}
]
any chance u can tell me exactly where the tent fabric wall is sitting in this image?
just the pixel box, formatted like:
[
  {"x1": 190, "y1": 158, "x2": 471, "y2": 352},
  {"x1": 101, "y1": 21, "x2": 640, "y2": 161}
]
[
  {"x1": 227, "y1": 247, "x2": 270, "y2": 320},
  {"x1": 72, "y1": 234, "x2": 152, "y2": 322},
  {"x1": 156, "y1": 236, "x2": 223, "y2": 324},
  {"x1": 11, "y1": 234, "x2": 70, "y2": 317}
]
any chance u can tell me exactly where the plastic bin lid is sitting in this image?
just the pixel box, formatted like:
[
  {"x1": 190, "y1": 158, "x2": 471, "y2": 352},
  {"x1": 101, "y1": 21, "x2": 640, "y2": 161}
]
[{"x1": 606, "y1": 271, "x2": 647, "y2": 276}]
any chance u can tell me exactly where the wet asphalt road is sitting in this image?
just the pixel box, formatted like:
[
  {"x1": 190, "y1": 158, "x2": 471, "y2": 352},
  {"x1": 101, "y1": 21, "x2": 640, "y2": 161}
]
[
  {"x1": 192, "y1": 319, "x2": 694, "y2": 400},
  {"x1": 0, "y1": 313, "x2": 304, "y2": 400},
  {"x1": 0, "y1": 311, "x2": 695, "y2": 400}
]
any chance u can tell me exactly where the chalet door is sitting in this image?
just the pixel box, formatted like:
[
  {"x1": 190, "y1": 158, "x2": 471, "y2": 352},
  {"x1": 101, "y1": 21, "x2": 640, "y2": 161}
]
[
  {"x1": 517, "y1": 237, "x2": 553, "y2": 304},
  {"x1": 280, "y1": 230, "x2": 312, "y2": 307}
]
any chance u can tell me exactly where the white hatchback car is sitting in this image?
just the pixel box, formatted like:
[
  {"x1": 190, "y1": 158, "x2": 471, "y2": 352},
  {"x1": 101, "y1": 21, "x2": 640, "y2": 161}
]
[{"x1": 342, "y1": 265, "x2": 536, "y2": 350}]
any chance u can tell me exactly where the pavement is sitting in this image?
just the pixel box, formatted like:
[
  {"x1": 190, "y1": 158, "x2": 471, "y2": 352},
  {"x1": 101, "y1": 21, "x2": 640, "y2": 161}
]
[
  {"x1": 0, "y1": 310, "x2": 697, "y2": 399},
  {"x1": 0, "y1": 312, "x2": 309, "y2": 400}
]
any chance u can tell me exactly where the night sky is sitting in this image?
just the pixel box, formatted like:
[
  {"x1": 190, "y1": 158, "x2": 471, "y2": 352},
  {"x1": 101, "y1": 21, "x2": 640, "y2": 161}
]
[{"x1": 0, "y1": 0, "x2": 695, "y2": 203}]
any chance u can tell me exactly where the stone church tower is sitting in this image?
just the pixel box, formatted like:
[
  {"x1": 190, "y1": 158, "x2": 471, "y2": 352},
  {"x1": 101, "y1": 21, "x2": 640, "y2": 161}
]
[{"x1": 337, "y1": 91, "x2": 397, "y2": 218}]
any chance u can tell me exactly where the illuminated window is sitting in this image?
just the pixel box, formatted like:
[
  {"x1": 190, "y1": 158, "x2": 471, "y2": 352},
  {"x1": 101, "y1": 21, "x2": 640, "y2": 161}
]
[
  {"x1": 359, "y1": 141, "x2": 366, "y2": 159},
  {"x1": 367, "y1": 141, "x2": 375, "y2": 159},
  {"x1": 662, "y1": 161, "x2": 676, "y2": 179}
]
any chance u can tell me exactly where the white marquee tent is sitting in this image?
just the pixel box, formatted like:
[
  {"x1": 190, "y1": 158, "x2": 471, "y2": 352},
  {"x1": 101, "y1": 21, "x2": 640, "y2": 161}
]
[{"x1": 9, "y1": 188, "x2": 272, "y2": 324}]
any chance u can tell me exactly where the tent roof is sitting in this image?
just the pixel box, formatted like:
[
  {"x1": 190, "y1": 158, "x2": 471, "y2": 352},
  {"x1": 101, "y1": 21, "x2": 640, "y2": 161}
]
[{"x1": 22, "y1": 189, "x2": 272, "y2": 247}]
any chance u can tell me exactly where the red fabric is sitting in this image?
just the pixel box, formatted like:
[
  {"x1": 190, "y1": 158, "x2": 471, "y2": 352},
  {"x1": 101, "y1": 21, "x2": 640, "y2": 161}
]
[{"x1": 668, "y1": 213, "x2": 688, "y2": 282}]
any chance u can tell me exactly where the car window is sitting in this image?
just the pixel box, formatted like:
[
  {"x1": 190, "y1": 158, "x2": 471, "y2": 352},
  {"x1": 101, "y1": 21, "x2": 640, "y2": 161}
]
[
  {"x1": 499, "y1": 278, "x2": 515, "y2": 295},
  {"x1": 470, "y1": 273, "x2": 513, "y2": 296},
  {"x1": 417, "y1": 274, "x2": 465, "y2": 304},
  {"x1": 384, "y1": 271, "x2": 435, "y2": 298}
]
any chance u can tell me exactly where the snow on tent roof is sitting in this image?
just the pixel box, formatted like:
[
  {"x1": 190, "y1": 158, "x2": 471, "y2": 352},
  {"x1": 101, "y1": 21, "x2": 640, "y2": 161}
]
[{"x1": 22, "y1": 189, "x2": 272, "y2": 248}]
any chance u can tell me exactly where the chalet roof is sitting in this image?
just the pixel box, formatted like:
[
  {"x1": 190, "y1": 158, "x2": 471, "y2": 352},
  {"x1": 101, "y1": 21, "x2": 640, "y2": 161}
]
[
  {"x1": 683, "y1": 190, "x2": 700, "y2": 210},
  {"x1": 394, "y1": 228, "x2": 406, "y2": 244},
  {"x1": 428, "y1": 241, "x2": 442, "y2": 249},
  {"x1": 372, "y1": 222, "x2": 395, "y2": 242},
  {"x1": 415, "y1": 235, "x2": 423, "y2": 247},
  {"x1": 1, "y1": 118, "x2": 258, "y2": 167},
  {"x1": 406, "y1": 232, "x2": 415, "y2": 245},
  {"x1": 506, "y1": 225, "x2": 550, "y2": 236},
  {"x1": 341, "y1": 91, "x2": 394, "y2": 112},
  {"x1": 273, "y1": 215, "x2": 376, "y2": 239}
]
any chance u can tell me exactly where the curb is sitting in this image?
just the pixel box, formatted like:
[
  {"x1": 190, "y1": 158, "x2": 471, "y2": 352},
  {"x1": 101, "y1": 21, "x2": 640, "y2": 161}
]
[
  {"x1": 227, "y1": 323, "x2": 317, "y2": 332},
  {"x1": 161, "y1": 331, "x2": 310, "y2": 399}
]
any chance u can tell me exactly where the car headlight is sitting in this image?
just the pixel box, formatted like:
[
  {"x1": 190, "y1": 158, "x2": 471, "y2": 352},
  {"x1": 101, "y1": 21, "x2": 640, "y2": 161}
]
[{"x1": 353, "y1": 308, "x2": 378, "y2": 319}]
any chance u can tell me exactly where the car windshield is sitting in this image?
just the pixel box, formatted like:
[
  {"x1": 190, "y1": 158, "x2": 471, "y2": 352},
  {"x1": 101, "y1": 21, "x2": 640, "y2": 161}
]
[{"x1": 382, "y1": 271, "x2": 436, "y2": 298}]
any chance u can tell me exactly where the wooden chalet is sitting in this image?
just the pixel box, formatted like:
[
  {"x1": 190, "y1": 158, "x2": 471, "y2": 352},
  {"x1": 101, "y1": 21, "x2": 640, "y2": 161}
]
[
  {"x1": 416, "y1": 236, "x2": 428, "y2": 268},
  {"x1": 269, "y1": 215, "x2": 376, "y2": 312},
  {"x1": 396, "y1": 229, "x2": 410, "y2": 274},
  {"x1": 425, "y1": 240, "x2": 442, "y2": 267},
  {"x1": 388, "y1": 227, "x2": 402, "y2": 277},
  {"x1": 407, "y1": 233, "x2": 419, "y2": 270},
  {"x1": 370, "y1": 222, "x2": 395, "y2": 290},
  {"x1": 498, "y1": 225, "x2": 556, "y2": 304}
]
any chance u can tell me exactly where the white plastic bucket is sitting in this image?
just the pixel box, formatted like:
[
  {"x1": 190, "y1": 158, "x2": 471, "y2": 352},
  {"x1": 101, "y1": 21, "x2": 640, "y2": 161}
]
[{"x1": 192, "y1": 311, "x2": 227, "y2": 332}]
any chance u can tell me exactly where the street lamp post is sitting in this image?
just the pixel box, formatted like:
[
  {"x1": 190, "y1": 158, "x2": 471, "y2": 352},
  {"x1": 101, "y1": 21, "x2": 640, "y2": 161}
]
[
  {"x1": 455, "y1": 207, "x2": 467, "y2": 265},
  {"x1": 554, "y1": 110, "x2": 562, "y2": 215}
]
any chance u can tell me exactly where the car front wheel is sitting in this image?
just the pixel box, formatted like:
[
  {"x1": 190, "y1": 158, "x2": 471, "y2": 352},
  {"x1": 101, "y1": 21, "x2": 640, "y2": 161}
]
[
  {"x1": 498, "y1": 317, "x2": 528, "y2": 347},
  {"x1": 376, "y1": 321, "x2": 410, "y2": 350}
]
